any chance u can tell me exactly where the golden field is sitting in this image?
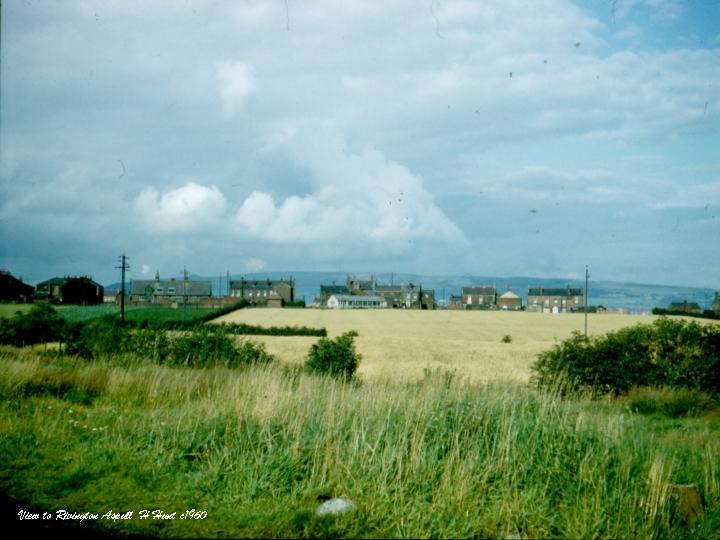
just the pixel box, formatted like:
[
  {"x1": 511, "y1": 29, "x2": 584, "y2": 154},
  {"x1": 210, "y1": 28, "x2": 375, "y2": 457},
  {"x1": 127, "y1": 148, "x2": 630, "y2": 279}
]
[{"x1": 214, "y1": 309, "x2": 667, "y2": 383}]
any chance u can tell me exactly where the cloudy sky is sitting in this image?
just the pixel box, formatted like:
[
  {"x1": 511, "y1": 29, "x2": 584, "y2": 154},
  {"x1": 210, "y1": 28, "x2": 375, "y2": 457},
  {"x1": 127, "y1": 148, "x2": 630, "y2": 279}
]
[{"x1": 1, "y1": 0, "x2": 718, "y2": 287}]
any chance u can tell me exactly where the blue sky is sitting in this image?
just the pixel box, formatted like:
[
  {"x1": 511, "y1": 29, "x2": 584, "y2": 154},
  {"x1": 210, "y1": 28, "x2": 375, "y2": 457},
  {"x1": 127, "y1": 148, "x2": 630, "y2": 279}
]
[{"x1": 1, "y1": 0, "x2": 718, "y2": 287}]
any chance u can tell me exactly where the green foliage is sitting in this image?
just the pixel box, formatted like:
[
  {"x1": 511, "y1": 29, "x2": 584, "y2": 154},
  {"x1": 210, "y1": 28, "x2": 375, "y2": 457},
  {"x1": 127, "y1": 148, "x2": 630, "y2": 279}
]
[
  {"x1": 306, "y1": 331, "x2": 361, "y2": 380},
  {"x1": 501, "y1": 334, "x2": 512, "y2": 343},
  {"x1": 221, "y1": 322, "x2": 326, "y2": 337},
  {"x1": 60, "y1": 316, "x2": 273, "y2": 368},
  {"x1": 66, "y1": 318, "x2": 132, "y2": 358},
  {"x1": 0, "y1": 303, "x2": 66, "y2": 346},
  {"x1": 167, "y1": 327, "x2": 271, "y2": 368},
  {"x1": 627, "y1": 387, "x2": 718, "y2": 418},
  {"x1": 532, "y1": 317, "x2": 720, "y2": 397},
  {"x1": 284, "y1": 300, "x2": 307, "y2": 308}
]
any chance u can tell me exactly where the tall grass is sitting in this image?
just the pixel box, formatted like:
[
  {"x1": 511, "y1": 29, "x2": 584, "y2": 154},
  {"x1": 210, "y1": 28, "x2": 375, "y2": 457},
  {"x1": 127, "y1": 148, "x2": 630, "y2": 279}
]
[{"x1": 0, "y1": 347, "x2": 718, "y2": 538}]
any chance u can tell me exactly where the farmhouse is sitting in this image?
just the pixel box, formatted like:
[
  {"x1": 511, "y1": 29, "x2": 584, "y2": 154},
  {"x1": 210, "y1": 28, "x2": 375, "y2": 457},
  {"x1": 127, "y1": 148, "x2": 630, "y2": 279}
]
[
  {"x1": 527, "y1": 285, "x2": 584, "y2": 313},
  {"x1": 667, "y1": 300, "x2": 702, "y2": 315},
  {"x1": 327, "y1": 294, "x2": 387, "y2": 309},
  {"x1": 36, "y1": 276, "x2": 104, "y2": 304},
  {"x1": 0, "y1": 271, "x2": 35, "y2": 302},
  {"x1": 497, "y1": 289, "x2": 522, "y2": 310},
  {"x1": 129, "y1": 272, "x2": 211, "y2": 304},
  {"x1": 462, "y1": 284, "x2": 497, "y2": 309},
  {"x1": 230, "y1": 278, "x2": 295, "y2": 307}
]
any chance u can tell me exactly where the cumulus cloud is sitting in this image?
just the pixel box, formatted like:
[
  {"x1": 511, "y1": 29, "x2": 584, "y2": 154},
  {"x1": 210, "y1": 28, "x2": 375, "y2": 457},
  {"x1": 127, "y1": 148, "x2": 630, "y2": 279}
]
[
  {"x1": 215, "y1": 60, "x2": 257, "y2": 117},
  {"x1": 134, "y1": 182, "x2": 227, "y2": 234},
  {"x1": 236, "y1": 127, "x2": 464, "y2": 247}
]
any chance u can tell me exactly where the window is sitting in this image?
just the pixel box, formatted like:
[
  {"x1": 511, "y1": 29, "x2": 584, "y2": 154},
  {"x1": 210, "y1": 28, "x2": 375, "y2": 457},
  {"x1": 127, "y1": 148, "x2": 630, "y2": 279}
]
[
  {"x1": 168, "y1": 287, "x2": 175, "y2": 294},
  {"x1": 155, "y1": 287, "x2": 163, "y2": 294}
]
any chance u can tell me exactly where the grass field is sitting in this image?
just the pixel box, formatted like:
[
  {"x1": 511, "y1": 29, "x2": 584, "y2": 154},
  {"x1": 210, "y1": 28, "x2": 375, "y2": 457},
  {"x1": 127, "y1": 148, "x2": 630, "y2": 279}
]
[
  {"x1": 0, "y1": 303, "x2": 217, "y2": 323},
  {"x1": 213, "y1": 309, "x2": 666, "y2": 383},
  {"x1": 1, "y1": 309, "x2": 718, "y2": 538}
]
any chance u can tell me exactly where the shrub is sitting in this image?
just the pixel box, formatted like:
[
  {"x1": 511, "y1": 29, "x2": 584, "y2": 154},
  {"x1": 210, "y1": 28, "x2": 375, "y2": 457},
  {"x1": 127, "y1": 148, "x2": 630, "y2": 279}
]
[
  {"x1": 531, "y1": 318, "x2": 720, "y2": 397},
  {"x1": 0, "y1": 303, "x2": 65, "y2": 346},
  {"x1": 167, "y1": 327, "x2": 272, "y2": 368},
  {"x1": 306, "y1": 331, "x2": 361, "y2": 380},
  {"x1": 501, "y1": 334, "x2": 512, "y2": 343},
  {"x1": 64, "y1": 317, "x2": 131, "y2": 358}
]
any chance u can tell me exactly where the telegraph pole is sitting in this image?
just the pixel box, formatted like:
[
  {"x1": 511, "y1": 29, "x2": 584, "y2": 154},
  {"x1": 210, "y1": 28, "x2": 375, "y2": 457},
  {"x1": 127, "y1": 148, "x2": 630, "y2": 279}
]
[
  {"x1": 183, "y1": 266, "x2": 188, "y2": 321},
  {"x1": 115, "y1": 254, "x2": 130, "y2": 324},
  {"x1": 584, "y1": 265, "x2": 590, "y2": 338}
]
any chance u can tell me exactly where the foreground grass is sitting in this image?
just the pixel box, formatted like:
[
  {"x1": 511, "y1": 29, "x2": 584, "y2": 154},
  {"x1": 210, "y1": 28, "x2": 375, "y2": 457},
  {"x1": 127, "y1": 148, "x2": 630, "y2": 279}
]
[{"x1": 0, "y1": 347, "x2": 718, "y2": 538}]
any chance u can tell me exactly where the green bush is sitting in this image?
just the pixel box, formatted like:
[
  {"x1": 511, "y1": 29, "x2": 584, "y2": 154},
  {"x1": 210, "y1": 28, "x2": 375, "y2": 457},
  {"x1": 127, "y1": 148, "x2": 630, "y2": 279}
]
[
  {"x1": 0, "y1": 303, "x2": 66, "y2": 346},
  {"x1": 64, "y1": 317, "x2": 131, "y2": 358},
  {"x1": 531, "y1": 317, "x2": 720, "y2": 397},
  {"x1": 167, "y1": 326, "x2": 272, "y2": 368},
  {"x1": 306, "y1": 331, "x2": 361, "y2": 380},
  {"x1": 501, "y1": 334, "x2": 512, "y2": 343}
]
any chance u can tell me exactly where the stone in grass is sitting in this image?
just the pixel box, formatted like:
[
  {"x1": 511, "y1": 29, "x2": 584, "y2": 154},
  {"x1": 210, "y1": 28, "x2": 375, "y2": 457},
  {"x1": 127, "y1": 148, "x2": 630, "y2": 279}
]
[{"x1": 315, "y1": 498, "x2": 357, "y2": 517}]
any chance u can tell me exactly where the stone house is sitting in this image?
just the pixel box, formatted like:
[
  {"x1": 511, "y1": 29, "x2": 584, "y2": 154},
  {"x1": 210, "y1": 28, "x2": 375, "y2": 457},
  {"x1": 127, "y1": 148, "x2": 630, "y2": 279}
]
[
  {"x1": 461, "y1": 284, "x2": 497, "y2": 309},
  {"x1": 527, "y1": 285, "x2": 584, "y2": 313},
  {"x1": 230, "y1": 278, "x2": 295, "y2": 307},
  {"x1": 129, "y1": 272, "x2": 211, "y2": 304},
  {"x1": 497, "y1": 289, "x2": 522, "y2": 310},
  {"x1": 319, "y1": 276, "x2": 435, "y2": 309}
]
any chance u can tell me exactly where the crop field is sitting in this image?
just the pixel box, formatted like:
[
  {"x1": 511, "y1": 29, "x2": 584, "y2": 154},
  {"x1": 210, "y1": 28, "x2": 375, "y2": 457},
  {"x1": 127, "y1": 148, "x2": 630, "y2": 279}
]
[{"x1": 214, "y1": 309, "x2": 662, "y2": 383}]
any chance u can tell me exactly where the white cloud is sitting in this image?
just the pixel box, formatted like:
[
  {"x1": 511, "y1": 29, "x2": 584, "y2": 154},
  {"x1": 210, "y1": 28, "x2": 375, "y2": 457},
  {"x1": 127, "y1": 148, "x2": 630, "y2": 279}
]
[
  {"x1": 236, "y1": 126, "x2": 463, "y2": 247},
  {"x1": 141, "y1": 264, "x2": 151, "y2": 275},
  {"x1": 134, "y1": 182, "x2": 227, "y2": 234},
  {"x1": 215, "y1": 60, "x2": 257, "y2": 117}
]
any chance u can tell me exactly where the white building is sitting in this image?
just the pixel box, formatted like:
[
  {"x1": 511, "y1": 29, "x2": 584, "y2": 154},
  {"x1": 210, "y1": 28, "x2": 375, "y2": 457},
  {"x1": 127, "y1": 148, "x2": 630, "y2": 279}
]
[{"x1": 326, "y1": 294, "x2": 387, "y2": 309}]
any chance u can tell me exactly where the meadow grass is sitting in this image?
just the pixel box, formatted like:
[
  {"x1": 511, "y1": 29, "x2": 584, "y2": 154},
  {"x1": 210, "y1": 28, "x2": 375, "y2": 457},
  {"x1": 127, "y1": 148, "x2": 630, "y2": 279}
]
[
  {"x1": 0, "y1": 346, "x2": 718, "y2": 538},
  {"x1": 0, "y1": 304, "x2": 218, "y2": 324},
  {"x1": 0, "y1": 304, "x2": 33, "y2": 318}
]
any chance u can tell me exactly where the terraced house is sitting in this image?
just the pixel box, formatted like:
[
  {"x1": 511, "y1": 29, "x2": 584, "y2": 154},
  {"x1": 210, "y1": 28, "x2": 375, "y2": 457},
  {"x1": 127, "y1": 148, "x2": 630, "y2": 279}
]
[
  {"x1": 129, "y1": 272, "x2": 212, "y2": 304},
  {"x1": 229, "y1": 278, "x2": 295, "y2": 307},
  {"x1": 461, "y1": 284, "x2": 498, "y2": 309},
  {"x1": 527, "y1": 285, "x2": 584, "y2": 313}
]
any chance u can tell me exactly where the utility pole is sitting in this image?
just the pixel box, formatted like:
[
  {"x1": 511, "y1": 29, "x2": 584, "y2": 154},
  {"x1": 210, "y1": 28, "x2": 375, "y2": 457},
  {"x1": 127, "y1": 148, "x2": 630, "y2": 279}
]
[
  {"x1": 183, "y1": 266, "x2": 188, "y2": 321},
  {"x1": 115, "y1": 254, "x2": 130, "y2": 324},
  {"x1": 585, "y1": 265, "x2": 590, "y2": 338}
]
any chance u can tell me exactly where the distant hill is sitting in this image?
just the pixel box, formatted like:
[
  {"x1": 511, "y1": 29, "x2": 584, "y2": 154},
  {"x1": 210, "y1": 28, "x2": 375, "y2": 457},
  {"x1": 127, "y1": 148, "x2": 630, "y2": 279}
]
[{"x1": 105, "y1": 272, "x2": 718, "y2": 314}]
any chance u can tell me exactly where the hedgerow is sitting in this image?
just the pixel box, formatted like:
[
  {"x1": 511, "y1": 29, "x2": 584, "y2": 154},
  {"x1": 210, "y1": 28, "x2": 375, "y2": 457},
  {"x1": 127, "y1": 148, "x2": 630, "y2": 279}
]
[{"x1": 531, "y1": 317, "x2": 720, "y2": 397}]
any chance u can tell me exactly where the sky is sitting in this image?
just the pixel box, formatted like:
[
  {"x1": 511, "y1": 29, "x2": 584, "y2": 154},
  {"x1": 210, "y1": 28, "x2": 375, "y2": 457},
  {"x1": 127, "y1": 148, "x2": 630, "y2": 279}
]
[{"x1": 1, "y1": 0, "x2": 719, "y2": 288}]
